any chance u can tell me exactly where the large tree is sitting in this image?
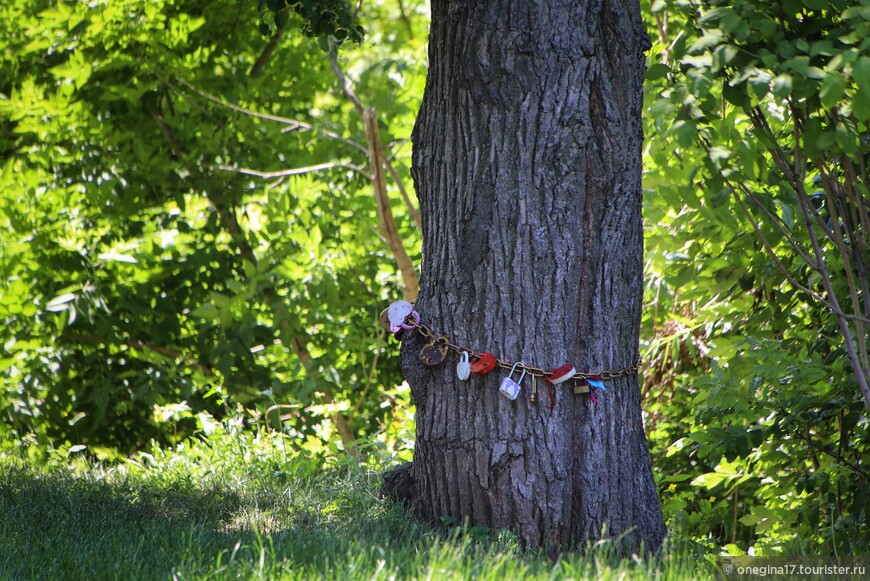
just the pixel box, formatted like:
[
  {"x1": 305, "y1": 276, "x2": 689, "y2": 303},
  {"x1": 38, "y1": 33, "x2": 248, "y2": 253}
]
[{"x1": 395, "y1": 0, "x2": 665, "y2": 550}]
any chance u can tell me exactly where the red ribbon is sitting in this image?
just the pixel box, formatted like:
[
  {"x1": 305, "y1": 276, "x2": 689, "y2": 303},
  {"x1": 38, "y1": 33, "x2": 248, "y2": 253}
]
[{"x1": 543, "y1": 376, "x2": 556, "y2": 409}]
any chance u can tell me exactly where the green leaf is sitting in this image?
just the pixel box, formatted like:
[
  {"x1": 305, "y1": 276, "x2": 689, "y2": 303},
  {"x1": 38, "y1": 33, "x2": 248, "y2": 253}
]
[
  {"x1": 689, "y1": 29, "x2": 725, "y2": 54},
  {"x1": 97, "y1": 250, "x2": 138, "y2": 264},
  {"x1": 645, "y1": 63, "x2": 670, "y2": 81},
  {"x1": 190, "y1": 303, "x2": 220, "y2": 319},
  {"x1": 723, "y1": 82, "x2": 748, "y2": 107},
  {"x1": 748, "y1": 76, "x2": 770, "y2": 102},
  {"x1": 782, "y1": 56, "x2": 823, "y2": 79},
  {"x1": 46, "y1": 292, "x2": 77, "y2": 311},
  {"x1": 854, "y1": 56, "x2": 870, "y2": 99},
  {"x1": 692, "y1": 472, "x2": 728, "y2": 489},
  {"x1": 712, "y1": 44, "x2": 739, "y2": 71},
  {"x1": 834, "y1": 123, "x2": 859, "y2": 154},
  {"x1": 648, "y1": 97, "x2": 675, "y2": 118},
  {"x1": 842, "y1": 6, "x2": 870, "y2": 21},
  {"x1": 820, "y1": 73, "x2": 847, "y2": 108},
  {"x1": 805, "y1": 67, "x2": 825, "y2": 80},
  {"x1": 674, "y1": 120, "x2": 698, "y2": 148},
  {"x1": 699, "y1": 7, "x2": 735, "y2": 26},
  {"x1": 853, "y1": 91, "x2": 870, "y2": 121},
  {"x1": 809, "y1": 40, "x2": 834, "y2": 58},
  {"x1": 772, "y1": 74, "x2": 793, "y2": 100}
]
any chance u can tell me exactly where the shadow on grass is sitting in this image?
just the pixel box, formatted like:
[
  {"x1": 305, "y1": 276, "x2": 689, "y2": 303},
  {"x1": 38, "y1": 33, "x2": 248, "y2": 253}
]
[
  {"x1": 0, "y1": 458, "x2": 439, "y2": 580},
  {"x1": 0, "y1": 454, "x2": 718, "y2": 580}
]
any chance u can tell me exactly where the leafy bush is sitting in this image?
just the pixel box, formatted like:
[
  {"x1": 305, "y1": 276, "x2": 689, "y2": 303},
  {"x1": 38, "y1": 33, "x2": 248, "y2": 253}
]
[{"x1": 642, "y1": 0, "x2": 870, "y2": 554}]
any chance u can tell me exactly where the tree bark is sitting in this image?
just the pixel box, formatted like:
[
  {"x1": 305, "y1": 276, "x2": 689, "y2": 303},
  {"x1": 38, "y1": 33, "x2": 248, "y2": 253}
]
[{"x1": 400, "y1": 0, "x2": 664, "y2": 551}]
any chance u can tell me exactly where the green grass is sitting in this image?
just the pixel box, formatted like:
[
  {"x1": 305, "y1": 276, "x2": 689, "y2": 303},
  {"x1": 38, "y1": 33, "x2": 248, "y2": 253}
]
[{"x1": 0, "y1": 432, "x2": 717, "y2": 580}]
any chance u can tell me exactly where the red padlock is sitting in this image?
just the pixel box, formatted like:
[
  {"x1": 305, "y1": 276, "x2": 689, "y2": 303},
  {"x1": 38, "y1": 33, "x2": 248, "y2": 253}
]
[
  {"x1": 470, "y1": 352, "x2": 497, "y2": 376},
  {"x1": 546, "y1": 364, "x2": 576, "y2": 385}
]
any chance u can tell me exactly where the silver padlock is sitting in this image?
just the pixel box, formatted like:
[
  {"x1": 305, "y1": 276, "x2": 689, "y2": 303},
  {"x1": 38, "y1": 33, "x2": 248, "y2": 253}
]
[
  {"x1": 499, "y1": 362, "x2": 526, "y2": 400},
  {"x1": 456, "y1": 351, "x2": 471, "y2": 380}
]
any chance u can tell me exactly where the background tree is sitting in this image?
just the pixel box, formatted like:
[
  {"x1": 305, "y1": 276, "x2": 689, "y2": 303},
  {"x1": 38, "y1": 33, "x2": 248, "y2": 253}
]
[{"x1": 396, "y1": 0, "x2": 665, "y2": 551}]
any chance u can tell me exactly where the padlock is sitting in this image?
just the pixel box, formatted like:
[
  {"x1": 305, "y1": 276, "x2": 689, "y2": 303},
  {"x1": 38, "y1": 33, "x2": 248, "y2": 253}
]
[
  {"x1": 547, "y1": 364, "x2": 576, "y2": 385},
  {"x1": 387, "y1": 301, "x2": 419, "y2": 333},
  {"x1": 499, "y1": 362, "x2": 526, "y2": 400},
  {"x1": 470, "y1": 352, "x2": 497, "y2": 376},
  {"x1": 419, "y1": 336, "x2": 449, "y2": 366},
  {"x1": 456, "y1": 351, "x2": 471, "y2": 380},
  {"x1": 573, "y1": 380, "x2": 590, "y2": 394},
  {"x1": 378, "y1": 307, "x2": 392, "y2": 333}
]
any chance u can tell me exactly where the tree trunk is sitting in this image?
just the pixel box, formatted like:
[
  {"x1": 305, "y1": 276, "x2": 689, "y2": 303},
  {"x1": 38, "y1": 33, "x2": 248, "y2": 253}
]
[{"x1": 400, "y1": 0, "x2": 665, "y2": 551}]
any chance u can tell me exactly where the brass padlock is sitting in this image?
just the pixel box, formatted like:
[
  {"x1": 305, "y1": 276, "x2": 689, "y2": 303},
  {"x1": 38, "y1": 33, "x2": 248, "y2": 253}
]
[
  {"x1": 574, "y1": 380, "x2": 590, "y2": 394},
  {"x1": 419, "y1": 336, "x2": 449, "y2": 366}
]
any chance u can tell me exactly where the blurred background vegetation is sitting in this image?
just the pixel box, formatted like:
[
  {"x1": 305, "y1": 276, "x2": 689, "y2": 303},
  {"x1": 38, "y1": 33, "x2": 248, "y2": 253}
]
[{"x1": 1, "y1": 0, "x2": 868, "y2": 558}]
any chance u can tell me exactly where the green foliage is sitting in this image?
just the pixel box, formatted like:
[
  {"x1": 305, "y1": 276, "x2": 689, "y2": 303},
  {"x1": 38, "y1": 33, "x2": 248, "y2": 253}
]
[
  {"x1": 0, "y1": 0, "x2": 425, "y2": 452},
  {"x1": 257, "y1": 0, "x2": 365, "y2": 46},
  {"x1": 642, "y1": 0, "x2": 870, "y2": 556}
]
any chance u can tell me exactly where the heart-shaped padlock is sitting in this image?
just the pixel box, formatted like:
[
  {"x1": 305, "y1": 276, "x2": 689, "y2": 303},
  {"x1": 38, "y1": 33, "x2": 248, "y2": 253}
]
[
  {"x1": 499, "y1": 362, "x2": 526, "y2": 400},
  {"x1": 419, "y1": 336, "x2": 449, "y2": 366},
  {"x1": 387, "y1": 301, "x2": 419, "y2": 333},
  {"x1": 456, "y1": 352, "x2": 471, "y2": 380},
  {"x1": 470, "y1": 352, "x2": 497, "y2": 376}
]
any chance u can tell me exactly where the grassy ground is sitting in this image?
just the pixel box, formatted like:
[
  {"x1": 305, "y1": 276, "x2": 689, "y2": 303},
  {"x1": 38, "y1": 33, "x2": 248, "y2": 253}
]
[{"x1": 0, "y1": 431, "x2": 717, "y2": 580}]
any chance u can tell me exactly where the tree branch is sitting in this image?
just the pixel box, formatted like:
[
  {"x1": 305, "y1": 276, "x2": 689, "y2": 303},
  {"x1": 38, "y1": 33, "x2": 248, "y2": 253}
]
[
  {"x1": 249, "y1": 29, "x2": 284, "y2": 78},
  {"x1": 215, "y1": 161, "x2": 367, "y2": 180},
  {"x1": 793, "y1": 167, "x2": 870, "y2": 410},
  {"x1": 172, "y1": 76, "x2": 368, "y2": 154},
  {"x1": 738, "y1": 181, "x2": 820, "y2": 269},
  {"x1": 151, "y1": 77, "x2": 360, "y2": 452},
  {"x1": 396, "y1": 0, "x2": 414, "y2": 38},
  {"x1": 328, "y1": 54, "x2": 420, "y2": 301},
  {"x1": 729, "y1": 191, "x2": 863, "y2": 320},
  {"x1": 815, "y1": 159, "x2": 870, "y2": 380},
  {"x1": 384, "y1": 157, "x2": 422, "y2": 230},
  {"x1": 700, "y1": 139, "x2": 819, "y2": 269},
  {"x1": 329, "y1": 55, "x2": 365, "y2": 116}
]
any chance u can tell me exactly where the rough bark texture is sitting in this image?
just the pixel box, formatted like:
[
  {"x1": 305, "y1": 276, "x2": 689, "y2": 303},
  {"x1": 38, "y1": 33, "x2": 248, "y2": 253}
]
[
  {"x1": 400, "y1": 0, "x2": 665, "y2": 551},
  {"x1": 380, "y1": 463, "x2": 416, "y2": 506}
]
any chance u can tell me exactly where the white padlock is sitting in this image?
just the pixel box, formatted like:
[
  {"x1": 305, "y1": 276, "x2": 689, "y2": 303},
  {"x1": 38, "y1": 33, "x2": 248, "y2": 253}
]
[
  {"x1": 499, "y1": 362, "x2": 526, "y2": 400},
  {"x1": 456, "y1": 351, "x2": 471, "y2": 380}
]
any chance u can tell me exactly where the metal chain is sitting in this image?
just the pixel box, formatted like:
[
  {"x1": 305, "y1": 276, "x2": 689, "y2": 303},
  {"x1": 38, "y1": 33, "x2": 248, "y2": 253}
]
[{"x1": 406, "y1": 318, "x2": 642, "y2": 382}]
